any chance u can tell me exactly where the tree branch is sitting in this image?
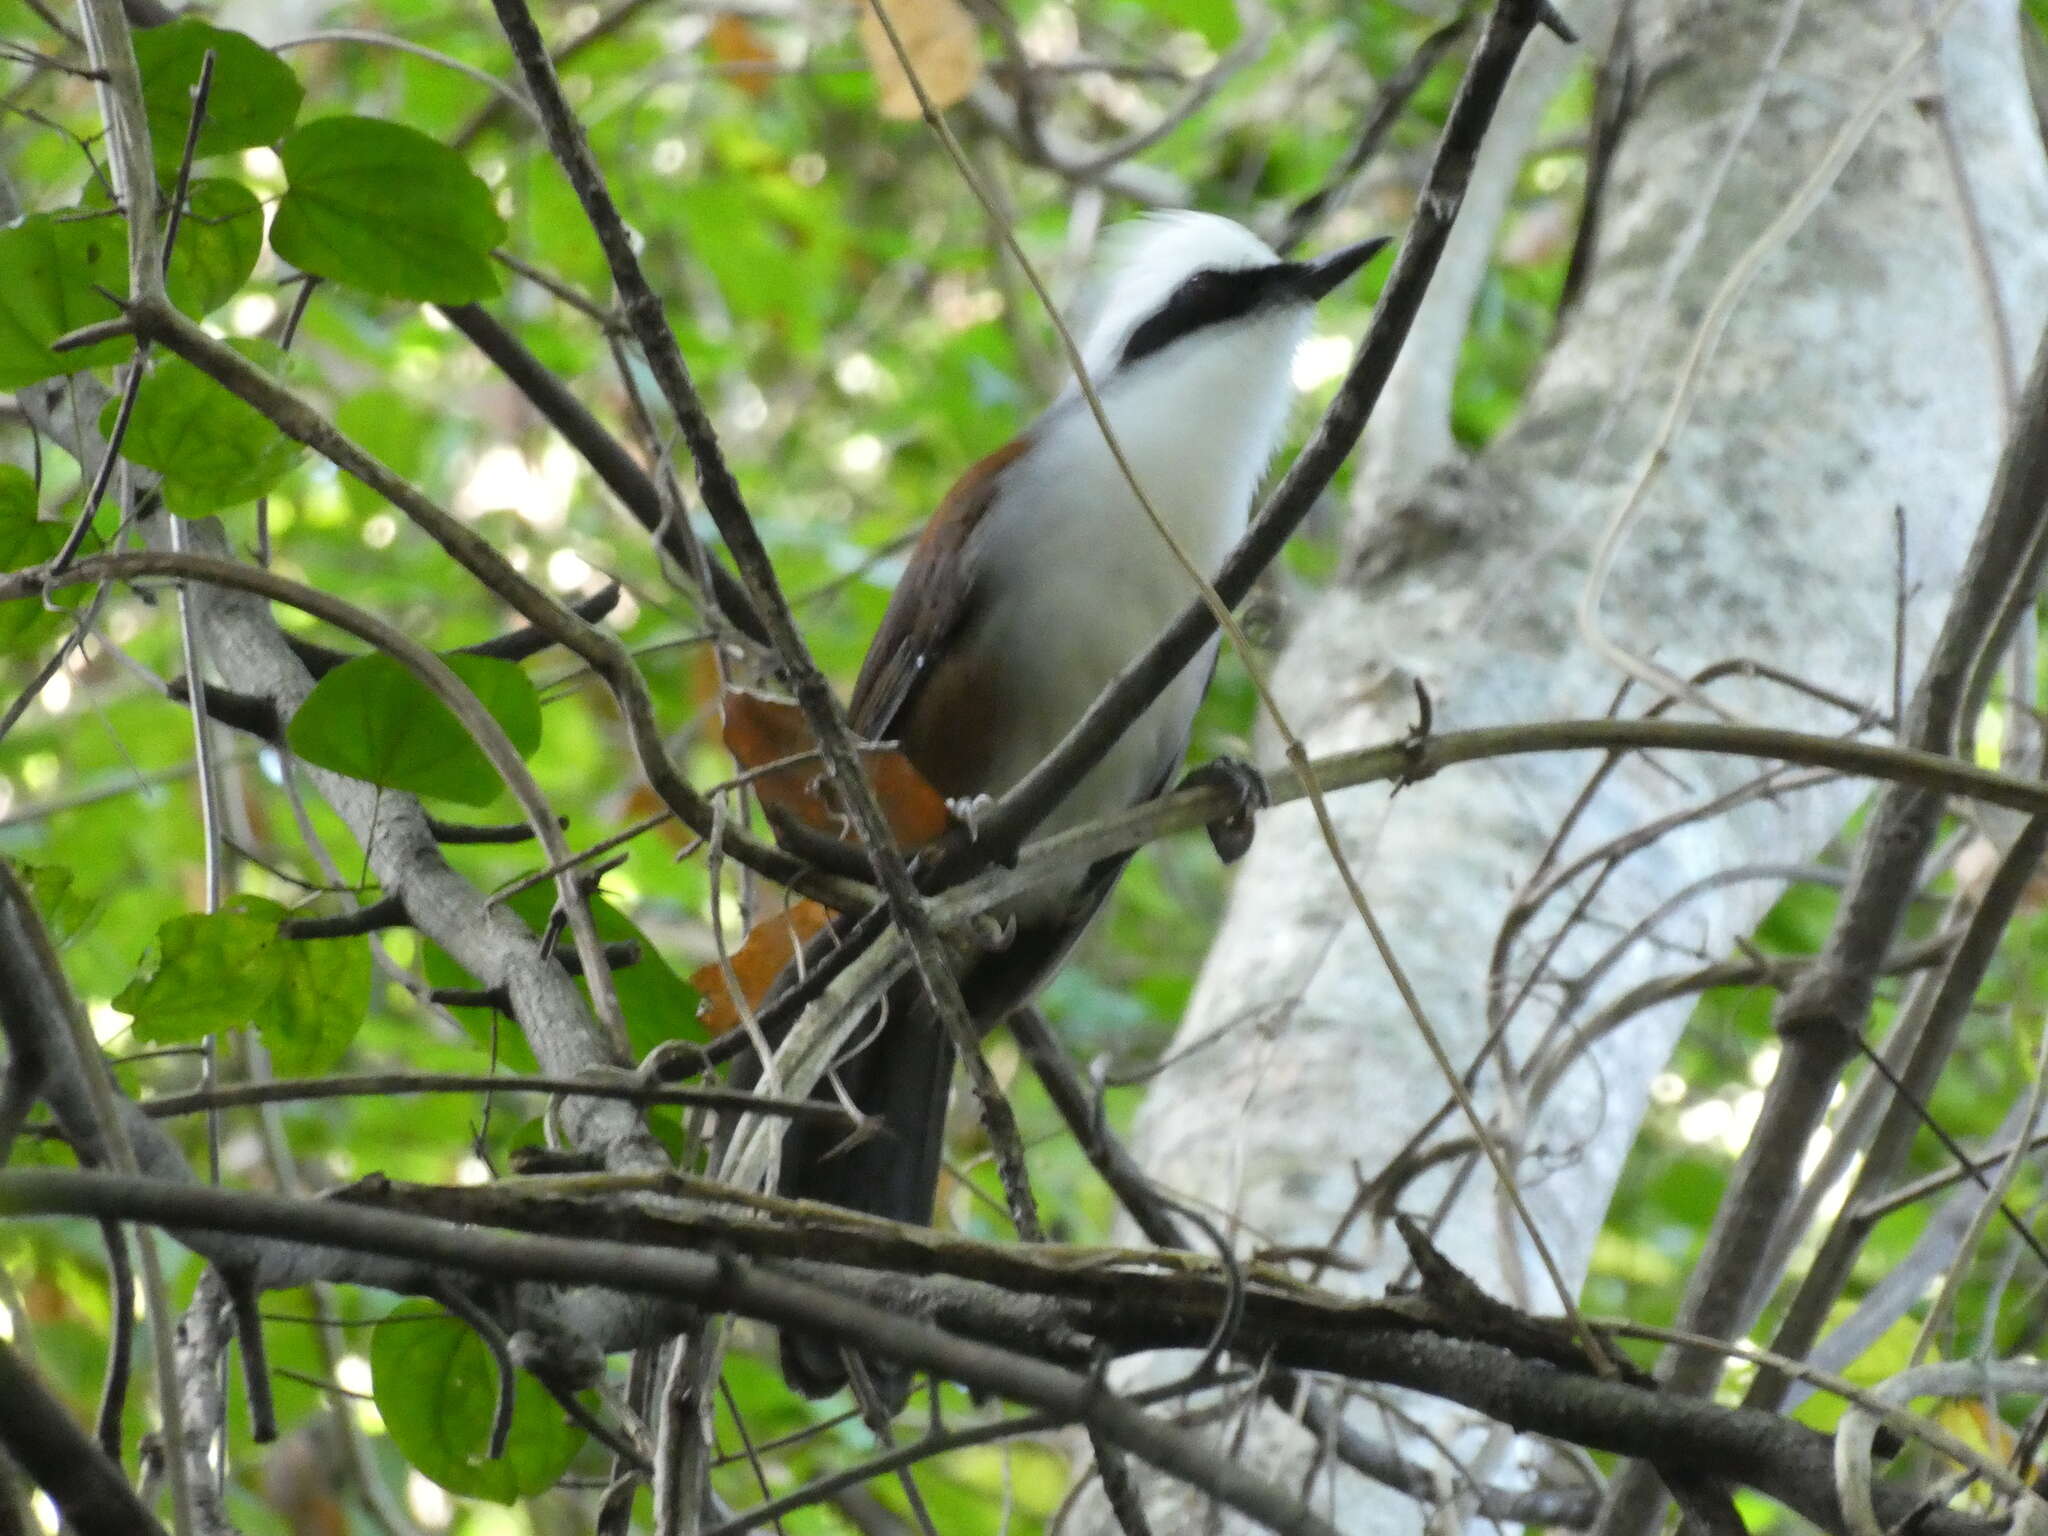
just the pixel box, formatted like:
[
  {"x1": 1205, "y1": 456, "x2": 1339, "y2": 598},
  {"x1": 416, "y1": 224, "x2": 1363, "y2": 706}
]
[
  {"x1": 0, "y1": 1168, "x2": 2010, "y2": 1536},
  {"x1": 961, "y1": 0, "x2": 1566, "y2": 866},
  {"x1": 1594, "y1": 301, "x2": 2048, "y2": 1536},
  {"x1": 0, "y1": 1339, "x2": 169, "y2": 1536},
  {"x1": 0, "y1": 1169, "x2": 1344, "y2": 1536}
]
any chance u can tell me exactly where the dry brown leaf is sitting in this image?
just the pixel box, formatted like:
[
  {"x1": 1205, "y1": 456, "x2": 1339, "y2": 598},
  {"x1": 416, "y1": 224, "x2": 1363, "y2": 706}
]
[
  {"x1": 698, "y1": 690, "x2": 952, "y2": 1029},
  {"x1": 855, "y1": 0, "x2": 982, "y2": 121},
  {"x1": 691, "y1": 897, "x2": 833, "y2": 1034},
  {"x1": 862, "y1": 744, "x2": 955, "y2": 847},
  {"x1": 719, "y1": 687, "x2": 952, "y2": 849},
  {"x1": 722, "y1": 687, "x2": 832, "y2": 833},
  {"x1": 706, "y1": 14, "x2": 777, "y2": 99}
]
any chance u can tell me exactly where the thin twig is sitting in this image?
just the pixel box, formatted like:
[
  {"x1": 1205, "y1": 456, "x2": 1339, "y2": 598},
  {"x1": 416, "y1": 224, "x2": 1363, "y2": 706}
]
[
  {"x1": 137, "y1": 1069, "x2": 859, "y2": 1128},
  {"x1": 1594, "y1": 279, "x2": 2048, "y2": 1536},
  {"x1": 6, "y1": 546, "x2": 626, "y2": 1046},
  {"x1": 1272, "y1": 6, "x2": 1479, "y2": 254},
  {"x1": 488, "y1": 0, "x2": 1043, "y2": 1238},
  {"x1": 5, "y1": 1168, "x2": 1351, "y2": 1536}
]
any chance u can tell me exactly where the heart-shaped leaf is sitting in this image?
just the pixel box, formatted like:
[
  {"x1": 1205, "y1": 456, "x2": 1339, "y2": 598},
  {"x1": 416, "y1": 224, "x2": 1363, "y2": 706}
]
[
  {"x1": 113, "y1": 897, "x2": 288, "y2": 1043},
  {"x1": 273, "y1": 117, "x2": 506, "y2": 303},
  {"x1": 285, "y1": 652, "x2": 541, "y2": 807},
  {"x1": 371, "y1": 1301, "x2": 586, "y2": 1503},
  {"x1": 0, "y1": 213, "x2": 132, "y2": 389},
  {"x1": 104, "y1": 341, "x2": 306, "y2": 516},
  {"x1": 0, "y1": 466, "x2": 78, "y2": 657},
  {"x1": 133, "y1": 19, "x2": 303, "y2": 172},
  {"x1": 165, "y1": 178, "x2": 265, "y2": 319},
  {"x1": 256, "y1": 928, "x2": 371, "y2": 1076}
]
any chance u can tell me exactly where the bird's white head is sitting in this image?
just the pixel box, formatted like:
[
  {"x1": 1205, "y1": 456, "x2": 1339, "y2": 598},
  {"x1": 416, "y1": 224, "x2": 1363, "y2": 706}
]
[{"x1": 1070, "y1": 211, "x2": 1387, "y2": 388}]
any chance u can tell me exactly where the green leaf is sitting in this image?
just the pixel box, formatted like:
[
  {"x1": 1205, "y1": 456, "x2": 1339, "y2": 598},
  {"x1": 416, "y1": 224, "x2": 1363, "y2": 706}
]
[
  {"x1": 425, "y1": 888, "x2": 701, "y2": 1064},
  {"x1": 0, "y1": 466, "x2": 56, "y2": 569},
  {"x1": 104, "y1": 341, "x2": 306, "y2": 516},
  {"x1": 132, "y1": 19, "x2": 303, "y2": 172},
  {"x1": 19, "y1": 862, "x2": 100, "y2": 952},
  {"x1": 165, "y1": 178, "x2": 264, "y2": 319},
  {"x1": 0, "y1": 179, "x2": 259, "y2": 391},
  {"x1": 562, "y1": 891, "x2": 701, "y2": 1060},
  {"x1": 0, "y1": 488, "x2": 63, "y2": 658},
  {"x1": 0, "y1": 213, "x2": 133, "y2": 389},
  {"x1": 420, "y1": 925, "x2": 536, "y2": 1069},
  {"x1": 335, "y1": 387, "x2": 431, "y2": 515},
  {"x1": 0, "y1": 466, "x2": 94, "y2": 658},
  {"x1": 0, "y1": 467, "x2": 32, "y2": 527},
  {"x1": 371, "y1": 1301, "x2": 585, "y2": 1503},
  {"x1": 256, "y1": 930, "x2": 370, "y2": 1075},
  {"x1": 285, "y1": 653, "x2": 542, "y2": 807},
  {"x1": 1170, "y1": 0, "x2": 1240, "y2": 48},
  {"x1": 113, "y1": 897, "x2": 287, "y2": 1044},
  {"x1": 273, "y1": 118, "x2": 506, "y2": 303}
]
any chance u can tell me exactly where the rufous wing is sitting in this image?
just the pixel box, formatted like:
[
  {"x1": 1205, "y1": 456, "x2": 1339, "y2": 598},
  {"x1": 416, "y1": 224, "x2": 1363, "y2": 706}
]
[{"x1": 848, "y1": 438, "x2": 1028, "y2": 748}]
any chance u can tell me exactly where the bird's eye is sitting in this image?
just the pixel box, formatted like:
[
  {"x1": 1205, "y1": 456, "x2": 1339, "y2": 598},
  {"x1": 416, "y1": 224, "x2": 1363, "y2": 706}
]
[{"x1": 1118, "y1": 266, "x2": 1263, "y2": 368}]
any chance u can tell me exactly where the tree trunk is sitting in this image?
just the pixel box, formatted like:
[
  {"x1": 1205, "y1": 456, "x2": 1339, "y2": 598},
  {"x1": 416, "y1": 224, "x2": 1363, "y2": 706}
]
[{"x1": 1076, "y1": 0, "x2": 2048, "y2": 1526}]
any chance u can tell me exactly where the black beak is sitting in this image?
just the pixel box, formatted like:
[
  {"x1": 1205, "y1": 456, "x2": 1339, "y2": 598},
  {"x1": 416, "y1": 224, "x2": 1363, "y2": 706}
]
[{"x1": 1294, "y1": 235, "x2": 1392, "y2": 301}]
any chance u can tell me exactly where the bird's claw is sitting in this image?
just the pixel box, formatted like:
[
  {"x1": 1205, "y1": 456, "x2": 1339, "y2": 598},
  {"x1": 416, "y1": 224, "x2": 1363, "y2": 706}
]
[
  {"x1": 947, "y1": 792, "x2": 994, "y2": 836},
  {"x1": 1179, "y1": 756, "x2": 1269, "y2": 865},
  {"x1": 969, "y1": 910, "x2": 1018, "y2": 953},
  {"x1": 948, "y1": 793, "x2": 1018, "y2": 867}
]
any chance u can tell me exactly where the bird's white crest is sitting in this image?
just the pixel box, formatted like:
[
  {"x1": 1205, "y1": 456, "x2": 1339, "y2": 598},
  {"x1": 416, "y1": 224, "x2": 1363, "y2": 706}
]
[{"x1": 1070, "y1": 210, "x2": 1283, "y2": 381}]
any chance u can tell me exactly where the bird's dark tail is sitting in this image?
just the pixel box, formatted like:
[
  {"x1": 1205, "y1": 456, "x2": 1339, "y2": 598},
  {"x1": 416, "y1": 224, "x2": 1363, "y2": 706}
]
[
  {"x1": 767, "y1": 859, "x2": 1132, "y2": 1404},
  {"x1": 775, "y1": 972, "x2": 954, "y2": 1401}
]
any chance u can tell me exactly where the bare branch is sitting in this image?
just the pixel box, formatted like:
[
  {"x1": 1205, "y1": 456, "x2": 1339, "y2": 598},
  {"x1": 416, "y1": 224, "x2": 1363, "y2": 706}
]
[
  {"x1": 0, "y1": 1168, "x2": 2017, "y2": 1536},
  {"x1": 0, "y1": 1339, "x2": 169, "y2": 1536},
  {"x1": 1595, "y1": 306, "x2": 2048, "y2": 1536}
]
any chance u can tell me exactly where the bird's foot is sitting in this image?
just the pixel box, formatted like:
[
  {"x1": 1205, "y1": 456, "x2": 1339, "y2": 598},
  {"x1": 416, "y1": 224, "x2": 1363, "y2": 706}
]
[
  {"x1": 636, "y1": 1040, "x2": 712, "y2": 1084},
  {"x1": 947, "y1": 793, "x2": 1019, "y2": 867},
  {"x1": 1178, "y1": 756, "x2": 1269, "y2": 864},
  {"x1": 968, "y1": 910, "x2": 1018, "y2": 954}
]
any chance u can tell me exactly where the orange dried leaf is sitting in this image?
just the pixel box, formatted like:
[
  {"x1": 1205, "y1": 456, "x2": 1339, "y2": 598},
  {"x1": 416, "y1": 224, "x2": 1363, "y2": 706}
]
[
  {"x1": 691, "y1": 898, "x2": 833, "y2": 1034},
  {"x1": 719, "y1": 687, "x2": 953, "y2": 849},
  {"x1": 855, "y1": 0, "x2": 981, "y2": 121},
  {"x1": 722, "y1": 688, "x2": 836, "y2": 833},
  {"x1": 866, "y1": 748, "x2": 954, "y2": 847},
  {"x1": 706, "y1": 14, "x2": 778, "y2": 98}
]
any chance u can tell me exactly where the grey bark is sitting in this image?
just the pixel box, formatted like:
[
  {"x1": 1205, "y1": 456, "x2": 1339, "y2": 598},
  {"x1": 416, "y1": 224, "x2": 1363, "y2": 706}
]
[{"x1": 1076, "y1": 0, "x2": 2048, "y2": 1528}]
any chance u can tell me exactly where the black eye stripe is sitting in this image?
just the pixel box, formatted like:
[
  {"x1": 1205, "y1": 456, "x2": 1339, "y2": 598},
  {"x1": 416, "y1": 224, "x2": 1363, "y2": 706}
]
[{"x1": 1118, "y1": 264, "x2": 1292, "y2": 369}]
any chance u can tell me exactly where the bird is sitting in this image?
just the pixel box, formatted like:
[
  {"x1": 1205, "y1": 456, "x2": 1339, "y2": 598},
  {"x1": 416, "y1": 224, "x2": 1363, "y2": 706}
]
[{"x1": 772, "y1": 210, "x2": 1388, "y2": 1398}]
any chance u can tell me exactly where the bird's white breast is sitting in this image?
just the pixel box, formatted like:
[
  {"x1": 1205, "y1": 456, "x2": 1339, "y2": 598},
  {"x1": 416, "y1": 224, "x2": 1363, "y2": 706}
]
[{"x1": 961, "y1": 304, "x2": 1308, "y2": 916}]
